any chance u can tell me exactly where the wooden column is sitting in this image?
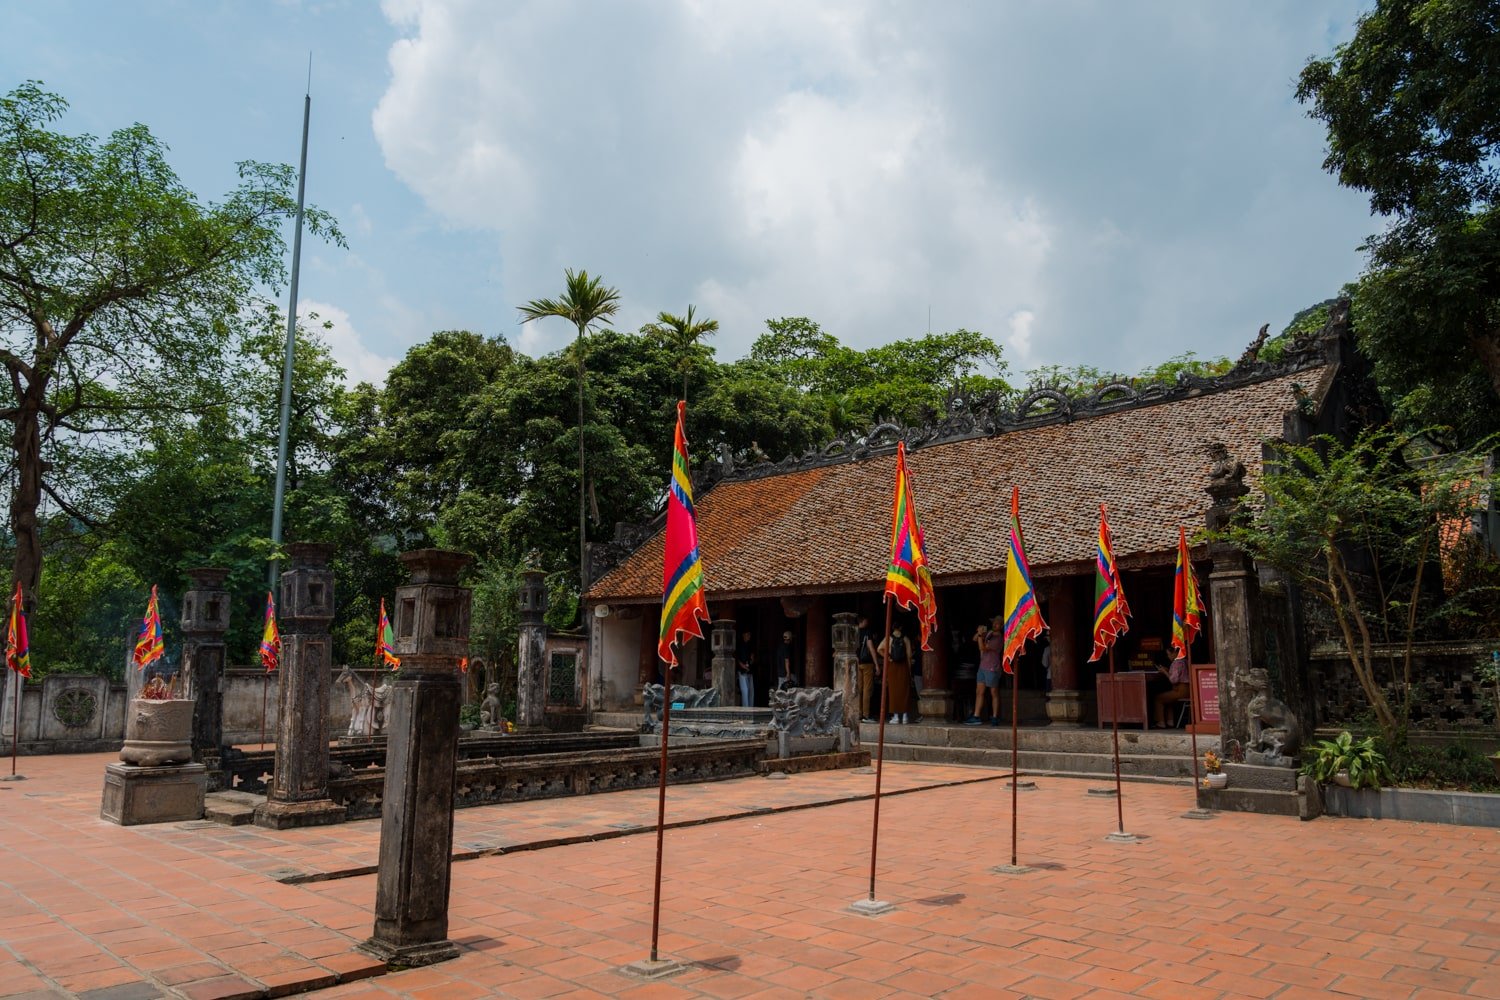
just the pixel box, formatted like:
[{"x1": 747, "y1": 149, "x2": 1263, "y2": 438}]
[
  {"x1": 805, "y1": 597, "x2": 830, "y2": 687},
  {"x1": 636, "y1": 614, "x2": 657, "y2": 704},
  {"x1": 917, "y1": 596, "x2": 954, "y2": 722},
  {"x1": 1044, "y1": 577, "x2": 1085, "y2": 726}
]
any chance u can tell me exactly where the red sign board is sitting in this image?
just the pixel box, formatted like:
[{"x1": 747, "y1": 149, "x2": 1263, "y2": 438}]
[{"x1": 1191, "y1": 663, "x2": 1220, "y2": 734}]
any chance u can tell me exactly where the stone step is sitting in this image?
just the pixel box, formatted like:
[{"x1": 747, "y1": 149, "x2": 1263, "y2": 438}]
[
  {"x1": 591, "y1": 711, "x2": 644, "y2": 730},
  {"x1": 861, "y1": 721, "x2": 1216, "y2": 759},
  {"x1": 872, "y1": 741, "x2": 1198, "y2": 781},
  {"x1": 1198, "y1": 786, "x2": 1303, "y2": 818},
  {"x1": 204, "y1": 790, "x2": 264, "y2": 826}
]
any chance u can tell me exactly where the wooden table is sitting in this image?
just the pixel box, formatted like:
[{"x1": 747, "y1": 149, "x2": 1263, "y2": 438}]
[{"x1": 1095, "y1": 670, "x2": 1151, "y2": 728}]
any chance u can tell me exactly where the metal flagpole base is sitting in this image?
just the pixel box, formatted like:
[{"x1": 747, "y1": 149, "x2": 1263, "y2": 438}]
[
  {"x1": 1180, "y1": 808, "x2": 1215, "y2": 820},
  {"x1": 619, "y1": 958, "x2": 686, "y2": 980},
  {"x1": 1104, "y1": 831, "x2": 1139, "y2": 843},
  {"x1": 990, "y1": 864, "x2": 1035, "y2": 875},
  {"x1": 0, "y1": 774, "x2": 26, "y2": 782},
  {"x1": 851, "y1": 766, "x2": 875, "y2": 774},
  {"x1": 1006, "y1": 780, "x2": 1037, "y2": 790},
  {"x1": 849, "y1": 898, "x2": 895, "y2": 916},
  {"x1": 1086, "y1": 787, "x2": 1117, "y2": 797}
]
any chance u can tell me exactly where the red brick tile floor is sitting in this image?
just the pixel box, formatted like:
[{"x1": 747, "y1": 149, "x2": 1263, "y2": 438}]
[{"x1": 2, "y1": 750, "x2": 1498, "y2": 998}]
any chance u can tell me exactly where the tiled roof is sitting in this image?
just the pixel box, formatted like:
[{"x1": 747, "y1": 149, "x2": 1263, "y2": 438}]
[{"x1": 588, "y1": 369, "x2": 1322, "y2": 602}]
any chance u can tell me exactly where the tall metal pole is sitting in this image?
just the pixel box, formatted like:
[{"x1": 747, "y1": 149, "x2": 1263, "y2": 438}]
[
  {"x1": 866, "y1": 596, "x2": 895, "y2": 900},
  {"x1": 1009, "y1": 658, "x2": 1020, "y2": 866},
  {"x1": 649, "y1": 660, "x2": 673, "y2": 962},
  {"x1": 1109, "y1": 645, "x2": 1125, "y2": 833},
  {"x1": 269, "y1": 80, "x2": 312, "y2": 591}
]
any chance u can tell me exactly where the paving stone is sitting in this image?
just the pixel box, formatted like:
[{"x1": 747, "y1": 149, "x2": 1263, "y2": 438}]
[{"x1": 76, "y1": 985, "x2": 162, "y2": 1000}]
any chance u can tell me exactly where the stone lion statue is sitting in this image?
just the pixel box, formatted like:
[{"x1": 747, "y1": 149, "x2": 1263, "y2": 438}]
[{"x1": 1245, "y1": 667, "x2": 1301, "y2": 767}]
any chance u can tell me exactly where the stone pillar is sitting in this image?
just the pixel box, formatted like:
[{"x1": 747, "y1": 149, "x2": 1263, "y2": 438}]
[
  {"x1": 710, "y1": 619, "x2": 736, "y2": 707},
  {"x1": 180, "y1": 568, "x2": 230, "y2": 777},
  {"x1": 1045, "y1": 579, "x2": 1085, "y2": 726},
  {"x1": 805, "y1": 598, "x2": 830, "y2": 687},
  {"x1": 256, "y1": 544, "x2": 343, "y2": 829},
  {"x1": 831, "y1": 613, "x2": 861, "y2": 739},
  {"x1": 516, "y1": 570, "x2": 547, "y2": 732},
  {"x1": 365, "y1": 549, "x2": 471, "y2": 968},
  {"x1": 1206, "y1": 448, "x2": 1260, "y2": 750}
]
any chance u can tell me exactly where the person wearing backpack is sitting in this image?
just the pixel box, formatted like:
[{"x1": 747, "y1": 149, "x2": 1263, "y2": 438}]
[{"x1": 877, "y1": 624, "x2": 914, "y2": 724}]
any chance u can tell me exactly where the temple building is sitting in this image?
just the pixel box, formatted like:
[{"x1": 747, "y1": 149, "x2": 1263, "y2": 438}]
[{"x1": 584, "y1": 305, "x2": 1374, "y2": 747}]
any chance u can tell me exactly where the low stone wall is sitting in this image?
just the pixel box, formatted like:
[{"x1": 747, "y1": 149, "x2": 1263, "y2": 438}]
[
  {"x1": 1311, "y1": 641, "x2": 1498, "y2": 732},
  {"x1": 329, "y1": 739, "x2": 767, "y2": 820},
  {"x1": 222, "y1": 666, "x2": 358, "y2": 745},
  {"x1": 1318, "y1": 784, "x2": 1500, "y2": 828},
  {"x1": 1, "y1": 675, "x2": 128, "y2": 754}
]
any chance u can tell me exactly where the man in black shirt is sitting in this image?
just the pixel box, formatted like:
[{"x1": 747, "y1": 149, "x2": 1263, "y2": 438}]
[{"x1": 776, "y1": 630, "x2": 799, "y2": 690}]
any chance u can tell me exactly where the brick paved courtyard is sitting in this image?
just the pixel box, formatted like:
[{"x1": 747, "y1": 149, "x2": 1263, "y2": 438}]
[{"x1": 2, "y1": 751, "x2": 1498, "y2": 999}]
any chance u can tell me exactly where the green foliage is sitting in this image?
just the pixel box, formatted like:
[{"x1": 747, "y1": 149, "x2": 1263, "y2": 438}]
[
  {"x1": 1219, "y1": 426, "x2": 1495, "y2": 740},
  {"x1": 1381, "y1": 736, "x2": 1500, "y2": 792},
  {"x1": 1300, "y1": 730, "x2": 1393, "y2": 789},
  {"x1": 1298, "y1": 3, "x2": 1500, "y2": 443}
]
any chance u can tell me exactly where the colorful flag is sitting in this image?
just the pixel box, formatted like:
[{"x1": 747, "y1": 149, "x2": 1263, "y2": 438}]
[
  {"x1": 259, "y1": 591, "x2": 280, "y2": 673},
  {"x1": 377, "y1": 598, "x2": 400, "y2": 670},
  {"x1": 1171, "y1": 526, "x2": 1204, "y2": 661},
  {"x1": 1002, "y1": 487, "x2": 1046, "y2": 670},
  {"x1": 6, "y1": 583, "x2": 31, "y2": 679},
  {"x1": 1089, "y1": 504, "x2": 1131, "y2": 661},
  {"x1": 658, "y1": 400, "x2": 710, "y2": 666},
  {"x1": 133, "y1": 584, "x2": 164, "y2": 670},
  {"x1": 884, "y1": 442, "x2": 938, "y2": 650}
]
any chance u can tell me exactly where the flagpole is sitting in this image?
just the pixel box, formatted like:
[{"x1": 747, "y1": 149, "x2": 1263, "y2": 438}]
[
  {"x1": 1108, "y1": 645, "x2": 1125, "y2": 834},
  {"x1": 9, "y1": 673, "x2": 18, "y2": 776},
  {"x1": 261, "y1": 672, "x2": 268, "y2": 750},
  {"x1": 649, "y1": 659, "x2": 673, "y2": 962},
  {"x1": 1187, "y1": 643, "x2": 1202, "y2": 796},
  {"x1": 1009, "y1": 656, "x2": 1020, "y2": 866},
  {"x1": 864, "y1": 595, "x2": 895, "y2": 904}
]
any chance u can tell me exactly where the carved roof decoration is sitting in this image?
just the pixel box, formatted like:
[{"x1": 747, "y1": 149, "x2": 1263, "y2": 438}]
[{"x1": 586, "y1": 307, "x2": 1345, "y2": 602}]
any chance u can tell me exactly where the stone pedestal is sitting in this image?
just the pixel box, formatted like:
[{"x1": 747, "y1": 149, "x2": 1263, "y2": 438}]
[
  {"x1": 1045, "y1": 580, "x2": 1085, "y2": 726},
  {"x1": 256, "y1": 543, "x2": 344, "y2": 830},
  {"x1": 710, "y1": 620, "x2": 736, "y2": 709},
  {"x1": 181, "y1": 567, "x2": 231, "y2": 784},
  {"x1": 364, "y1": 549, "x2": 471, "y2": 968},
  {"x1": 831, "y1": 613, "x2": 861, "y2": 739},
  {"x1": 516, "y1": 570, "x2": 547, "y2": 733},
  {"x1": 918, "y1": 688, "x2": 955, "y2": 724},
  {"x1": 101, "y1": 762, "x2": 206, "y2": 825}
]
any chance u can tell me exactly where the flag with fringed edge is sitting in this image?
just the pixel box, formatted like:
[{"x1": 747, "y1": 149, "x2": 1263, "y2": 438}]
[
  {"x1": 1089, "y1": 504, "x2": 1131, "y2": 661},
  {"x1": 6, "y1": 582, "x2": 30, "y2": 679},
  {"x1": 884, "y1": 442, "x2": 938, "y2": 650},
  {"x1": 378, "y1": 598, "x2": 401, "y2": 670},
  {"x1": 259, "y1": 591, "x2": 280, "y2": 673},
  {"x1": 133, "y1": 585, "x2": 164, "y2": 670},
  {"x1": 1171, "y1": 526, "x2": 1204, "y2": 661},
  {"x1": 659, "y1": 400, "x2": 710, "y2": 667},
  {"x1": 1002, "y1": 487, "x2": 1046, "y2": 670}
]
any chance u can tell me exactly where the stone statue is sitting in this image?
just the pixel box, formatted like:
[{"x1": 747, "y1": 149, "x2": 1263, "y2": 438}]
[
  {"x1": 1206, "y1": 441, "x2": 1246, "y2": 491},
  {"x1": 1237, "y1": 323, "x2": 1270, "y2": 365},
  {"x1": 1245, "y1": 667, "x2": 1302, "y2": 767},
  {"x1": 335, "y1": 666, "x2": 376, "y2": 739},
  {"x1": 480, "y1": 682, "x2": 502, "y2": 729},
  {"x1": 372, "y1": 678, "x2": 391, "y2": 735},
  {"x1": 642, "y1": 683, "x2": 720, "y2": 727},
  {"x1": 770, "y1": 687, "x2": 843, "y2": 737}
]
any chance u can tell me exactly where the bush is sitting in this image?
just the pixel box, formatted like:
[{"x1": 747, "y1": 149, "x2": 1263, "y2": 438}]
[{"x1": 1382, "y1": 737, "x2": 1500, "y2": 792}]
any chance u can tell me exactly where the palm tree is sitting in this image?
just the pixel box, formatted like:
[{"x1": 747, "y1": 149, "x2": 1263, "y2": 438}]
[
  {"x1": 657, "y1": 304, "x2": 719, "y2": 402},
  {"x1": 518, "y1": 269, "x2": 621, "y2": 594}
]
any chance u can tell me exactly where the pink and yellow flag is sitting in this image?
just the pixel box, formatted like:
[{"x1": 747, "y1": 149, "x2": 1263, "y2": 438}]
[
  {"x1": 1089, "y1": 504, "x2": 1131, "y2": 661},
  {"x1": 259, "y1": 592, "x2": 280, "y2": 673},
  {"x1": 658, "y1": 401, "x2": 710, "y2": 666},
  {"x1": 1002, "y1": 487, "x2": 1046, "y2": 670},
  {"x1": 133, "y1": 585, "x2": 164, "y2": 671},
  {"x1": 1171, "y1": 526, "x2": 1204, "y2": 661},
  {"x1": 377, "y1": 598, "x2": 400, "y2": 670},
  {"x1": 6, "y1": 582, "x2": 31, "y2": 679},
  {"x1": 884, "y1": 442, "x2": 938, "y2": 650}
]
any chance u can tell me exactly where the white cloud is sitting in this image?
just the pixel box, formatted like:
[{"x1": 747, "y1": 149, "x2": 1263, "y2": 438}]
[
  {"x1": 370, "y1": 0, "x2": 1373, "y2": 371},
  {"x1": 300, "y1": 299, "x2": 399, "y2": 386}
]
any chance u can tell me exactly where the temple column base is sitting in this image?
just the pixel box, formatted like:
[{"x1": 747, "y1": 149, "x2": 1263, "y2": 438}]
[
  {"x1": 918, "y1": 688, "x2": 955, "y2": 724},
  {"x1": 1045, "y1": 689, "x2": 1087, "y2": 727}
]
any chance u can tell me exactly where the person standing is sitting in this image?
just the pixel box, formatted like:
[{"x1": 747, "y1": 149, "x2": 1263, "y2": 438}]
[
  {"x1": 776, "y1": 630, "x2": 799, "y2": 690},
  {"x1": 966, "y1": 616, "x2": 1004, "y2": 726},
  {"x1": 856, "y1": 614, "x2": 880, "y2": 722},
  {"x1": 878, "y1": 624, "x2": 914, "y2": 724},
  {"x1": 735, "y1": 629, "x2": 755, "y2": 708}
]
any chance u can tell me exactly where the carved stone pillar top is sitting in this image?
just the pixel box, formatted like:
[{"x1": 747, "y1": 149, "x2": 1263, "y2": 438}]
[
  {"x1": 280, "y1": 545, "x2": 335, "y2": 630},
  {"x1": 710, "y1": 619, "x2": 736, "y2": 652},
  {"x1": 831, "y1": 612, "x2": 859, "y2": 655},
  {"x1": 398, "y1": 548, "x2": 471, "y2": 585},
  {"x1": 181, "y1": 567, "x2": 231, "y2": 638},
  {"x1": 395, "y1": 549, "x2": 473, "y2": 666},
  {"x1": 185, "y1": 567, "x2": 230, "y2": 590},
  {"x1": 519, "y1": 570, "x2": 547, "y2": 624}
]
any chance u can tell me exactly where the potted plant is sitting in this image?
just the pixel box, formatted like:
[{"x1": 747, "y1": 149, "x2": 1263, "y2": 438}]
[
  {"x1": 1300, "y1": 731, "x2": 1391, "y2": 790},
  {"x1": 1202, "y1": 749, "x2": 1228, "y2": 789}
]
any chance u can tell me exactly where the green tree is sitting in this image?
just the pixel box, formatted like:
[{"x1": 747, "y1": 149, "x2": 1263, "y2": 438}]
[
  {"x1": 0, "y1": 82, "x2": 340, "y2": 599},
  {"x1": 654, "y1": 304, "x2": 719, "y2": 402},
  {"x1": 1220, "y1": 427, "x2": 1495, "y2": 741},
  {"x1": 517, "y1": 270, "x2": 621, "y2": 592},
  {"x1": 1297, "y1": 0, "x2": 1500, "y2": 441}
]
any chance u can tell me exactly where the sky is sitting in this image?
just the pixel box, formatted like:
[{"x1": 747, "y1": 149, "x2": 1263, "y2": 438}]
[{"x1": 3, "y1": 0, "x2": 1377, "y2": 387}]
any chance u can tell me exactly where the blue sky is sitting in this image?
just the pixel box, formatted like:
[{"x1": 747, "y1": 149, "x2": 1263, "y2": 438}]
[{"x1": 3, "y1": 0, "x2": 1376, "y2": 386}]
